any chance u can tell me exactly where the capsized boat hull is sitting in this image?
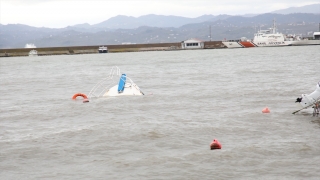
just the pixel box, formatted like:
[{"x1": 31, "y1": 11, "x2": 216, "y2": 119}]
[{"x1": 103, "y1": 83, "x2": 144, "y2": 96}]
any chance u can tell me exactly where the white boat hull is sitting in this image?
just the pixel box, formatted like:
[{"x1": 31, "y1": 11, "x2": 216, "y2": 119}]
[
  {"x1": 88, "y1": 66, "x2": 144, "y2": 98},
  {"x1": 103, "y1": 83, "x2": 143, "y2": 96},
  {"x1": 296, "y1": 82, "x2": 320, "y2": 109},
  {"x1": 254, "y1": 41, "x2": 292, "y2": 47},
  {"x1": 222, "y1": 42, "x2": 243, "y2": 48},
  {"x1": 223, "y1": 40, "x2": 292, "y2": 48}
]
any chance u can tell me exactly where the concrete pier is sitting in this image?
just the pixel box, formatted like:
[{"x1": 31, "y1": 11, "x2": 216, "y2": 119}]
[{"x1": 0, "y1": 41, "x2": 226, "y2": 57}]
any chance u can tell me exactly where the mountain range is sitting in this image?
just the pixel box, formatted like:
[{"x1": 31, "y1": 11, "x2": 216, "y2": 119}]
[
  {"x1": 1, "y1": 4, "x2": 319, "y2": 49},
  {"x1": 270, "y1": 3, "x2": 320, "y2": 14}
]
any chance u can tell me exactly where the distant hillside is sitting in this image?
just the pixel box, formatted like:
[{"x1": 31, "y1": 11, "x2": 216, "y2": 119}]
[
  {"x1": 1, "y1": 13, "x2": 319, "y2": 48},
  {"x1": 89, "y1": 14, "x2": 220, "y2": 29},
  {"x1": 271, "y1": 4, "x2": 320, "y2": 14},
  {"x1": 71, "y1": 3, "x2": 320, "y2": 30}
]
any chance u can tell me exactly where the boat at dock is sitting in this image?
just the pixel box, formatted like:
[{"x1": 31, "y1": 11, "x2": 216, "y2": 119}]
[
  {"x1": 98, "y1": 46, "x2": 108, "y2": 53},
  {"x1": 222, "y1": 20, "x2": 320, "y2": 48}
]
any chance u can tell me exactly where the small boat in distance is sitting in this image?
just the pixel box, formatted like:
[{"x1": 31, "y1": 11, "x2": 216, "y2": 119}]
[
  {"x1": 28, "y1": 49, "x2": 38, "y2": 56},
  {"x1": 98, "y1": 46, "x2": 108, "y2": 53}
]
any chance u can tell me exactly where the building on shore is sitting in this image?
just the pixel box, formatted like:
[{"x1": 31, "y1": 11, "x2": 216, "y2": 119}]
[
  {"x1": 314, "y1": 32, "x2": 320, "y2": 40},
  {"x1": 181, "y1": 38, "x2": 204, "y2": 49}
]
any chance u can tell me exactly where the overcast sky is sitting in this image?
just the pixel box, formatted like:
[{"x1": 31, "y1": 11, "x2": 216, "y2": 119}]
[{"x1": 0, "y1": 0, "x2": 319, "y2": 28}]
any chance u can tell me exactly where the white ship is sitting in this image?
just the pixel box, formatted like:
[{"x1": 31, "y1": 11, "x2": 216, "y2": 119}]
[{"x1": 222, "y1": 20, "x2": 320, "y2": 48}]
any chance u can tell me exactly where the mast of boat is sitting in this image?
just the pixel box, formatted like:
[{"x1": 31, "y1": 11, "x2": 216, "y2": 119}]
[
  {"x1": 259, "y1": 24, "x2": 261, "y2": 33},
  {"x1": 272, "y1": 19, "x2": 276, "y2": 34}
]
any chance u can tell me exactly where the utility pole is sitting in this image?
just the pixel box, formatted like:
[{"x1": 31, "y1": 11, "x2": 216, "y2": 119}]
[{"x1": 209, "y1": 25, "x2": 212, "y2": 41}]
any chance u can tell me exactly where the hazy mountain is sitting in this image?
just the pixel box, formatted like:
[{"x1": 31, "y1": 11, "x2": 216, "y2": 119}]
[
  {"x1": 72, "y1": 3, "x2": 319, "y2": 30},
  {"x1": 63, "y1": 14, "x2": 221, "y2": 33},
  {"x1": 71, "y1": 23, "x2": 91, "y2": 29},
  {"x1": 91, "y1": 14, "x2": 218, "y2": 29},
  {"x1": 0, "y1": 24, "x2": 65, "y2": 48},
  {"x1": 217, "y1": 13, "x2": 320, "y2": 26},
  {"x1": 271, "y1": 3, "x2": 320, "y2": 14},
  {"x1": 77, "y1": 14, "x2": 231, "y2": 30},
  {"x1": 1, "y1": 4, "x2": 320, "y2": 49}
]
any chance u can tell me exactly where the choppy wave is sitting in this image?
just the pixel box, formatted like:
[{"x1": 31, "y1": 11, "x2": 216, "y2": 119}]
[{"x1": 1, "y1": 46, "x2": 320, "y2": 179}]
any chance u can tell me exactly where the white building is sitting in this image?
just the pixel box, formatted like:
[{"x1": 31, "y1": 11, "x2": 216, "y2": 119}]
[
  {"x1": 181, "y1": 38, "x2": 204, "y2": 49},
  {"x1": 313, "y1": 32, "x2": 320, "y2": 40}
]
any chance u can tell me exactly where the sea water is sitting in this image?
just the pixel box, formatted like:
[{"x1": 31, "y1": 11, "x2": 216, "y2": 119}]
[{"x1": 0, "y1": 46, "x2": 319, "y2": 179}]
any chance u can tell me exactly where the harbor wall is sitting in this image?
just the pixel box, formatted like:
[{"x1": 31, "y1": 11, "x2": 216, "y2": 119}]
[{"x1": 0, "y1": 41, "x2": 226, "y2": 57}]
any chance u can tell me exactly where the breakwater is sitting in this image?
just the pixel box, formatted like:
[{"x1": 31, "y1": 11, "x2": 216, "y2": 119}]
[{"x1": 0, "y1": 41, "x2": 225, "y2": 57}]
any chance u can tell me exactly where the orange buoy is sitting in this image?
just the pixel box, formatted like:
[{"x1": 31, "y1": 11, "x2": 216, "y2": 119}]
[
  {"x1": 262, "y1": 107, "x2": 270, "y2": 113},
  {"x1": 210, "y1": 139, "x2": 222, "y2": 150},
  {"x1": 72, "y1": 93, "x2": 88, "y2": 100}
]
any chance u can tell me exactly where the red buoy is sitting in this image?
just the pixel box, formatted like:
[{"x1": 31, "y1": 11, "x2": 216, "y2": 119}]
[
  {"x1": 210, "y1": 139, "x2": 222, "y2": 150},
  {"x1": 262, "y1": 107, "x2": 270, "y2": 113},
  {"x1": 83, "y1": 99, "x2": 89, "y2": 103}
]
